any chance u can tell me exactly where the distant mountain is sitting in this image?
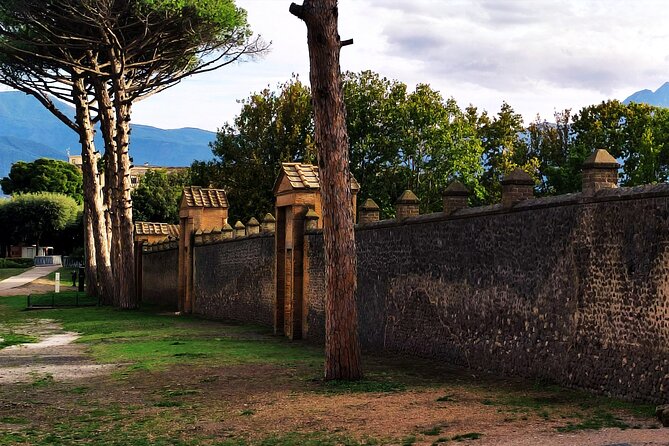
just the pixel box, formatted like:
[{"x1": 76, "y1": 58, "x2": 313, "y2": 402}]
[
  {"x1": 623, "y1": 82, "x2": 669, "y2": 107},
  {"x1": 0, "y1": 91, "x2": 216, "y2": 177}
]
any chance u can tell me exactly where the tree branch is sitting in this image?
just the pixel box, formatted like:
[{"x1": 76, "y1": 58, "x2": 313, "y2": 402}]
[{"x1": 289, "y1": 3, "x2": 305, "y2": 19}]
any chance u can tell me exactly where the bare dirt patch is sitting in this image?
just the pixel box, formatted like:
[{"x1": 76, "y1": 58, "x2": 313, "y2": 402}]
[
  {"x1": 0, "y1": 319, "x2": 119, "y2": 384},
  {"x1": 0, "y1": 308, "x2": 665, "y2": 445}
]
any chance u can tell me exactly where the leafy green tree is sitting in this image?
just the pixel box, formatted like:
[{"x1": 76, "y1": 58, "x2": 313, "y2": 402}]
[
  {"x1": 0, "y1": 192, "x2": 79, "y2": 252},
  {"x1": 475, "y1": 102, "x2": 539, "y2": 204},
  {"x1": 197, "y1": 71, "x2": 487, "y2": 218},
  {"x1": 525, "y1": 110, "x2": 588, "y2": 196},
  {"x1": 571, "y1": 100, "x2": 669, "y2": 186},
  {"x1": 344, "y1": 72, "x2": 484, "y2": 214},
  {"x1": 399, "y1": 87, "x2": 483, "y2": 212},
  {"x1": 132, "y1": 169, "x2": 191, "y2": 224},
  {"x1": 343, "y1": 71, "x2": 409, "y2": 215},
  {"x1": 1, "y1": 158, "x2": 83, "y2": 204},
  {"x1": 196, "y1": 76, "x2": 315, "y2": 223}
]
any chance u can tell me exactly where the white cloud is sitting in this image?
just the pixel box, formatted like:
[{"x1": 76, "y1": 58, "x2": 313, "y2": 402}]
[{"x1": 131, "y1": 0, "x2": 669, "y2": 131}]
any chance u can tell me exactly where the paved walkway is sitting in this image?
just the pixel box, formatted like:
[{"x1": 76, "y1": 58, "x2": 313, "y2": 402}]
[{"x1": 0, "y1": 265, "x2": 60, "y2": 292}]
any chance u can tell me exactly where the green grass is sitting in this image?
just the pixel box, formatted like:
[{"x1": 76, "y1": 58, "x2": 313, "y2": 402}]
[
  {"x1": 318, "y1": 376, "x2": 406, "y2": 394},
  {"x1": 30, "y1": 373, "x2": 55, "y2": 388},
  {"x1": 258, "y1": 432, "x2": 379, "y2": 446},
  {"x1": 0, "y1": 267, "x2": 29, "y2": 281},
  {"x1": 27, "y1": 291, "x2": 97, "y2": 308},
  {"x1": 0, "y1": 295, "x2": 321, "y2": 375},
  {"x1": 0, "y1": 293, "x2": 659, "y2": 446},
  {"x1": 0, "y1": 331, "x2": 36, "y2": 349},
  {"x1": 556, "y1": 410, "x2": 630, "y2": 432},
  {"x1": 451, "y1": 432, "x2": 483, "y2": 441},
  {"x1": 420, "y1": 426, "x2": 442, "y2": 436},
  {"x1": 46, "y1": 267, "x2": 77, "y2": 283},
  {"x1": 475, "y1": 390, "x2": 655, "y2": 432}
]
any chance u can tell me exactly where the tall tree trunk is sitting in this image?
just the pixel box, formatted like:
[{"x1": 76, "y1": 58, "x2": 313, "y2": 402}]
[
  {"x1": 92, "y1": 77, "x2": 121, "y2": 306},
  {"x1": 290, "y1": 0, "x2": 362, "y2": 380},
  {"x1": 109, "y1": 51, "x2": 137, "y2": 309},
  {"x1": 72, "y1": 74, "x2": 115, "y2": 305}
]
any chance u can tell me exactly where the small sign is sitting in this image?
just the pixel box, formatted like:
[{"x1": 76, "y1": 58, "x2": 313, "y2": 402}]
[{"x1": 55, "y1": 272, "x2": 60, "y2": 294}]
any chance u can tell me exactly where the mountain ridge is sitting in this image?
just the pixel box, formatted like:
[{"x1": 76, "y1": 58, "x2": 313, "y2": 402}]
[
  {"x1": 623, "y1": 82, "x2": 669, "y2": 107},
  {"x1": 0, "y1": 91, "x2": 216, "y2": 177}
]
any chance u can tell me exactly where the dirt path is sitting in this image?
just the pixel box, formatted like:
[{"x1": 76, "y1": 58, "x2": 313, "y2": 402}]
[{"x1": 0, "y1": 319, "x2": 118, "y2": 384}]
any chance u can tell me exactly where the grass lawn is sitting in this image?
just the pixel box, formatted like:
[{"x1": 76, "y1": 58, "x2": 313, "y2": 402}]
[
  {"x1": 0, "y1": 267, "x2": 30, "y2": 281},
  {"x1": 45, "y1": 267, "x2": 78, "y2": 286},
  {"x1": 0, "y1": 294, "x2": 661, "y2": 446}
]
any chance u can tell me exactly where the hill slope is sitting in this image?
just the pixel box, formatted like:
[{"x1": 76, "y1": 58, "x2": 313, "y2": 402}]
[
  {"x1": 0, "y1": 91, "x2": 216, "y2": 177},
  {"x1": 623, "y1": 82, "x2": 669, "y2": 107}
]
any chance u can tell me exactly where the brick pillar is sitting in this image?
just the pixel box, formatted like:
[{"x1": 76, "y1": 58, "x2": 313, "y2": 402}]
[
  {"x1": 304, "y1": 208, "x2": 319, "y2": 231},
  {"x1": 501, "y1": 168, "x2": 534, "y2": 207},
  {"x1": 234, "y1": 221, "x2": 245, "y2": 238},
  {"x1": 246, "y1": 217, "x2": 260, "y2": 235},
  {"x1": 442, "y1": 180, "x2": 469, "y2": 215},
  {"x1": 582, "y1": 149, "x2": 620, "y2": 196},
  {"x1": 210, "y1": 228, "x2": 222, "y2": 243},
  {"x1": 194, "y1": 229, "x2": 204, "y2": 245},
  {"x1": 395, "y1": 190, "x2": 420, "y2": 220},
  {"x1": 261, "y1": 213, "x2": 276, "y2": 233},
  {"x1": 222, "y1": 223, "x2": 233, "y2": 239},
  {"x1": 359, "y1": 198, "x2": 380, "y2": 224}
]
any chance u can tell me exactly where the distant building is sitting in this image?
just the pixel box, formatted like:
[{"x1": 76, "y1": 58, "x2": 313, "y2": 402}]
[
  {"x1": 7, "y1": 244, "x2": 53, "y2": 259},
  {"x1": 68, "y1": 155, "x2": 187, "y2": 189}
]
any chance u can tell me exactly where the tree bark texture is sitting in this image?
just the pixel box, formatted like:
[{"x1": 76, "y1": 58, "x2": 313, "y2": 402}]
[
  {"x1": 83, "y1": 205, "x2": 98, "y2": 298},
  {"x1": 72, "y1": 75, "x2": 115, "y2": 305},
  {"x1": 110, "y1": 50, "x2": 138, "y2": 310},
  {"x1": 290, "y1": 0, "x2": 363, "y2": 380}
]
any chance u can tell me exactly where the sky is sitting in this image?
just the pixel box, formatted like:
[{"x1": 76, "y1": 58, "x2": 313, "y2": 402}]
[{"x1": 130, "y1": 0, "x2": 669, "y2": 132}]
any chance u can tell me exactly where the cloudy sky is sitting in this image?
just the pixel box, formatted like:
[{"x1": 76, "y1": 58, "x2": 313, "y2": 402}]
[{"x1": 130, "y1": 0, "x2": 669, "y2": 131}]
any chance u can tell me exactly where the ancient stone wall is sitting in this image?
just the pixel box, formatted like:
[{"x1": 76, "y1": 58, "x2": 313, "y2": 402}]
[
  {"x1": 141, "y1": 180, "x2": 669, "y2": 403},
  {"x1": 141, "y1": 247, "x2": 179, "y2": 310},
  {"x1": 192, "y1": 234, "x2": 275, "y2": 326},
  {"x1": 305, "y1": 185, "x2": 669, "y2": 403}
]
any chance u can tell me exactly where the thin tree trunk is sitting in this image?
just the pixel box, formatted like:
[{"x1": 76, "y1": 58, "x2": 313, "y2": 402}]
[
  {"x1": 84, "y1": 204, "x2": 98, "y2": 297},
  {"x1": 72, "y1": 74, "x2": 115, "y2": 305},
  {"x1": 290, "y1": 0, "x2": 362, "y2": 380}
]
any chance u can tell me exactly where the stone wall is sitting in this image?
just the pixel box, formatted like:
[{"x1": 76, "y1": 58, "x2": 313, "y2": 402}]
[
  {"x1": 192, "y1": 234, "x2": 275, "y2": 326},
  {"x1": 305, "y1": 185, "x2": 669, "y2": 403},
  {"x1": 141, "y1": 247, "x2": 179, "y2": 310},
  {"x1": 141, "y1": 182, "x2": 669, "y2": 403}
]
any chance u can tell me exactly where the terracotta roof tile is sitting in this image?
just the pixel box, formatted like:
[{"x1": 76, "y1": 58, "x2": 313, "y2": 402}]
[
  {"x1": 278, "y1": 163, "x2": 360, "y2": 191},
  {"x1": 134, "y1": 222, "x2": 180, "y2": 238},
  {"x1": 182, "y1": 186, "x2": 229, "y2": 208}
]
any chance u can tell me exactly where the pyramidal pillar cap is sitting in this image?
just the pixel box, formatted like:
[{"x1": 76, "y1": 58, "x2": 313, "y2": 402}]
[
  {"x1": 396, "y1": 189, "x2": 420, "y2": 204},
  {"x1": 443, "y1": 180, "x2": 470, "y2": 196},
  {"x1": 583, "y1": 149, "x2": 620, "y2": 169}
]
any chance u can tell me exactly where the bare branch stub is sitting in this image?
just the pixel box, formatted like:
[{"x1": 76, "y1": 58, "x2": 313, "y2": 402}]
[{"x1": 340, "y1": 38, "x2": 353, "y2": 47}]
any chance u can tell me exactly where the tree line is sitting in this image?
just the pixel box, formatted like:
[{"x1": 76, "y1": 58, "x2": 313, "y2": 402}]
[
  {"x1": 191, "y1": 71, "x2": 669, "y2": 223},
  {"x1": 6, "y1": 74, "x2": 668, "y2": 242}
]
